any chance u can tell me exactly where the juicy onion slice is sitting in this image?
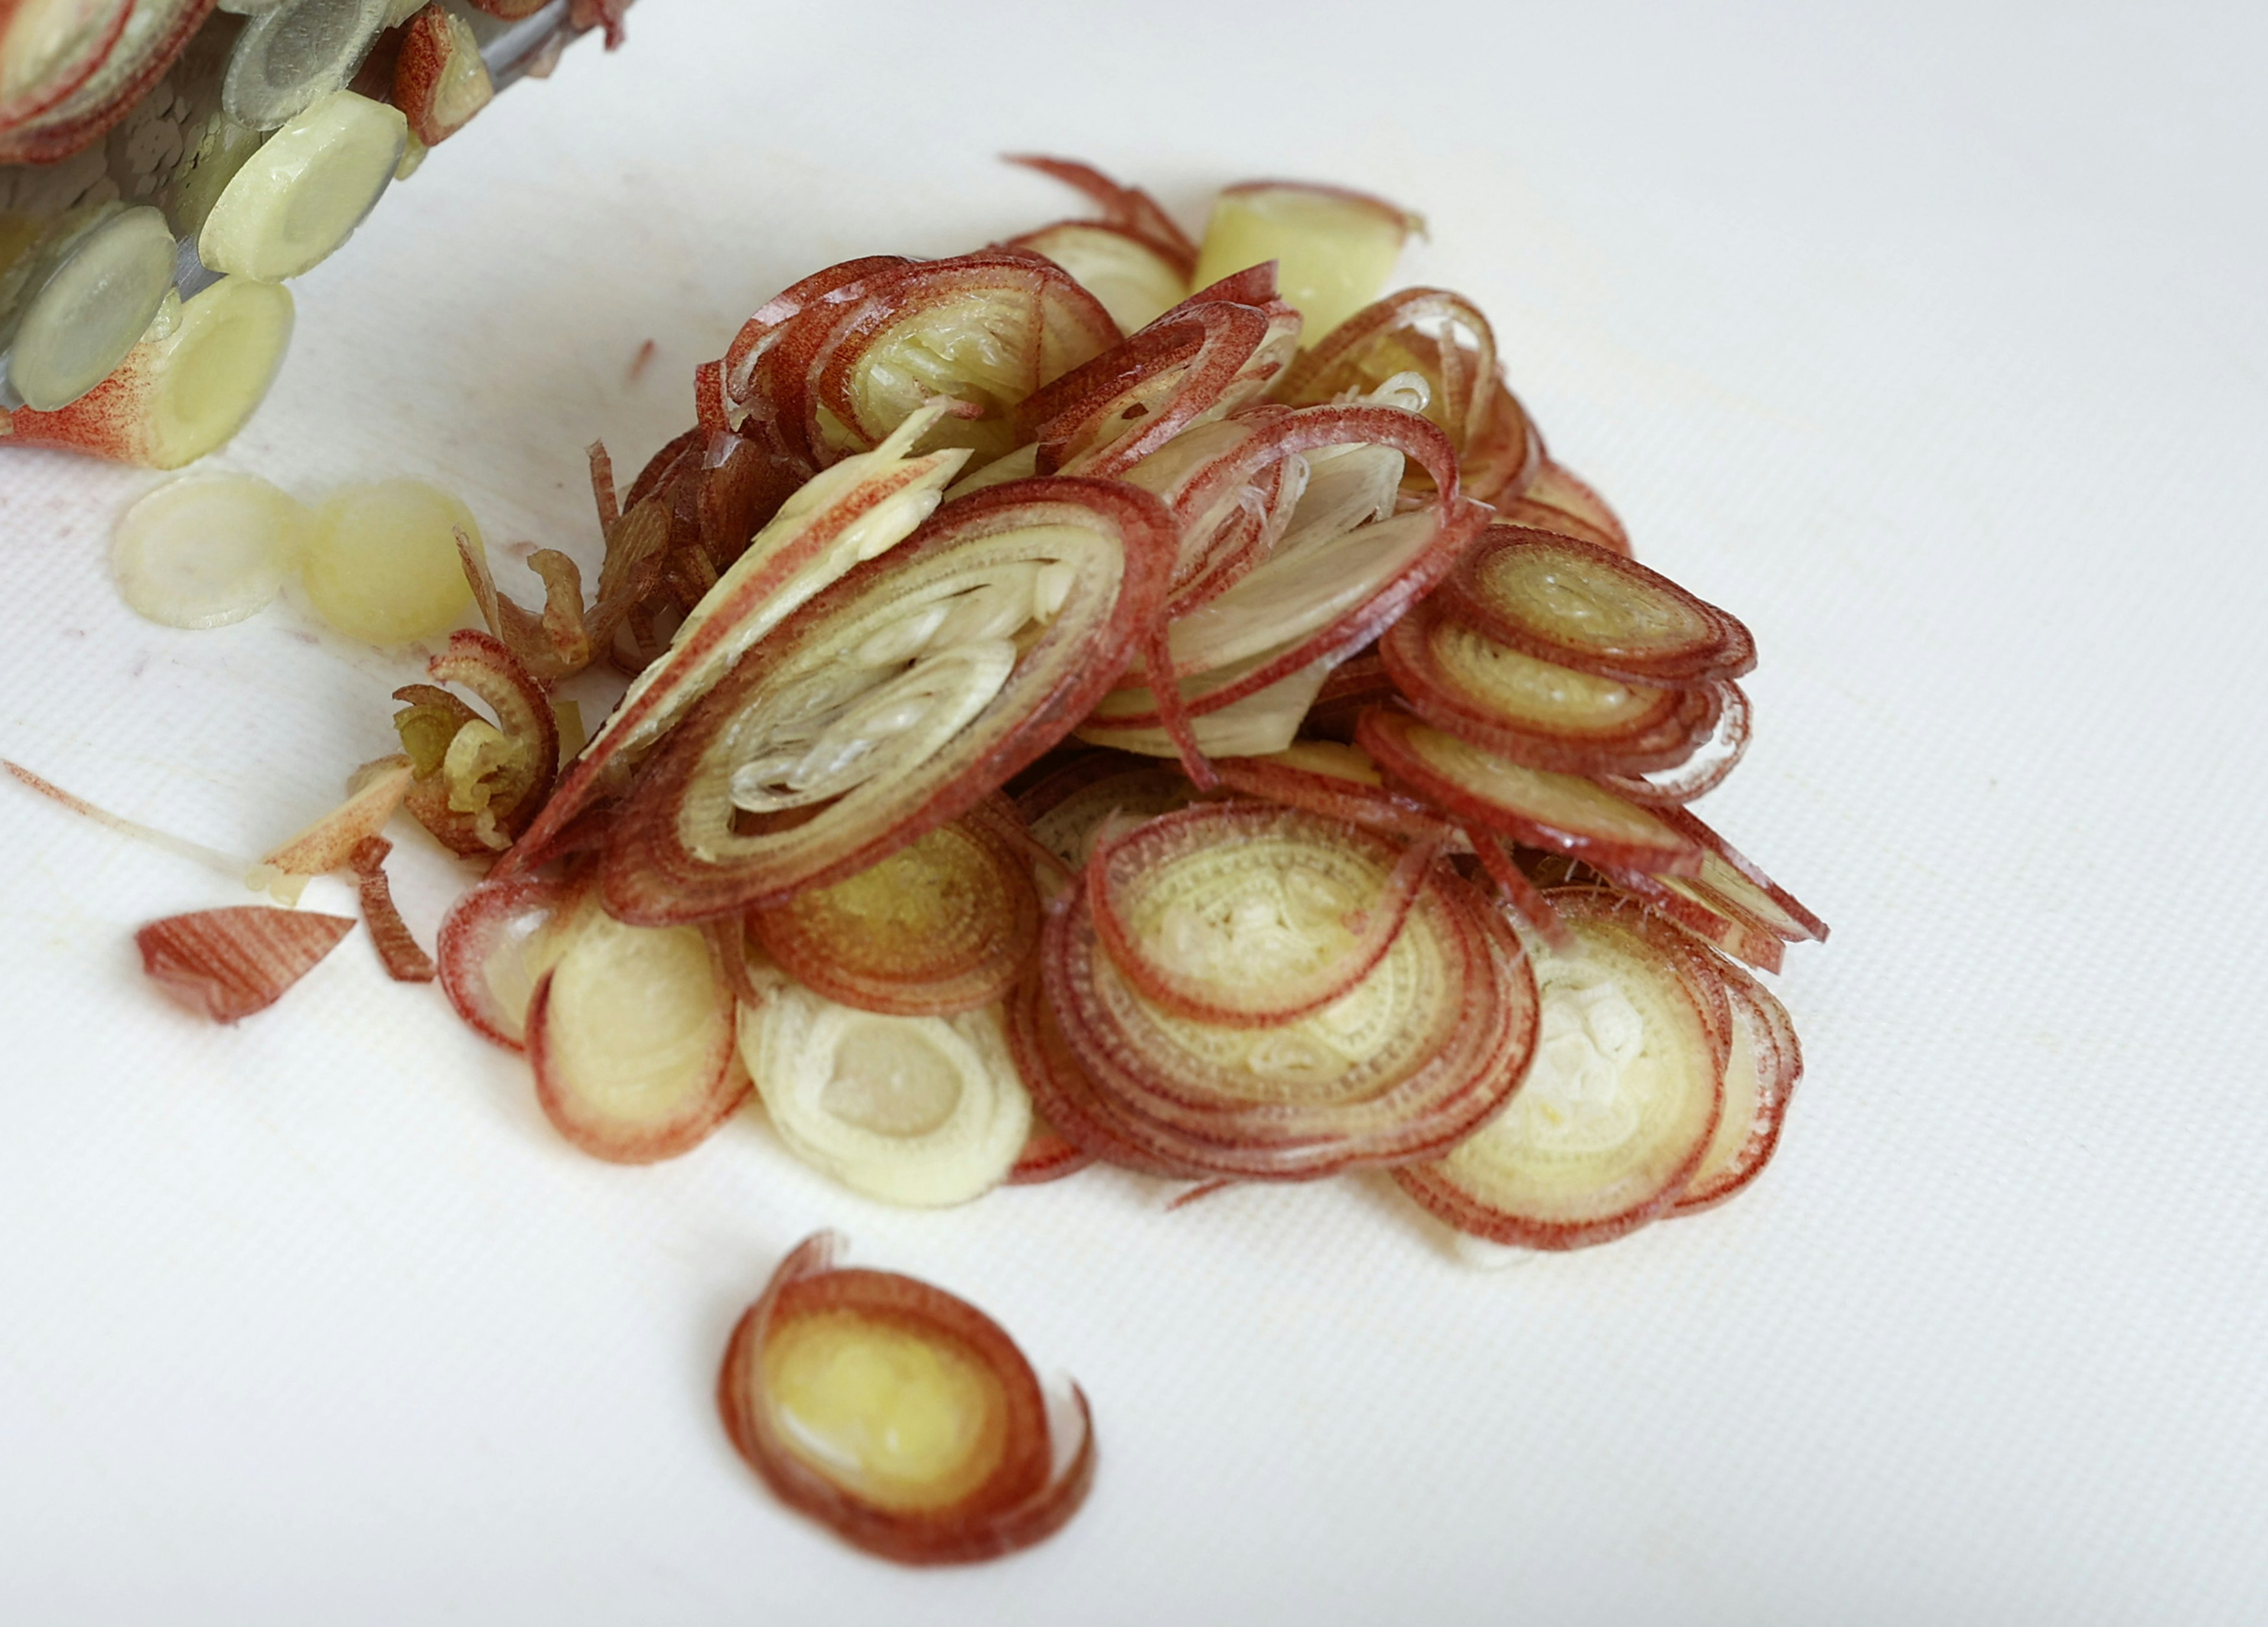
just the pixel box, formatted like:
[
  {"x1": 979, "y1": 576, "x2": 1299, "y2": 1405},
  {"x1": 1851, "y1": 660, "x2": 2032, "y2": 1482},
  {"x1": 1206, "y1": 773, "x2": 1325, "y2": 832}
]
[
  {"x1": 524, "y1": 897, "x2": 747, "y2": 1163},
  {"x1": 1084, "y1": 802, "x2": 1444, "y2": 1027},
  {"x1": 1190, "y1": 180, "x2": 1418, "y2": 342},
  {"x1": 717, "y1": 1233, "x2": 1096, "y2": 1565},
  {"x1": 299, "y1": 479, "x2": 481, "y2": 646},
  {"x1": 348, "y1": 835, "x2": 434, "y2": 982},
  {"x1": 111, "y1": 472, "x2": 309, "y2": 629},
  {"x1": 7, "y1": 203, "x2": 175, "y2": 411},
  {"x1": 1442, "y1": 526, "x2": 1755, "y2": 688},
  {"x1": 599, "y1": 477, "x2": 1174, "y2": 923},
  {"x1": 1381, "y1": 600, "x2": 1724, "y2": 775},
  {"x1": 1037, "y1": 861, "x2": 1537, "y2": 1180},
  {"x1": 136, "y1": 906, "x2": 356, "y2": 1023},
  {"x1": 1395, "y1": 890, "x2": 1725, "y2": 1250},
  {"x1": 1001, "y1": 221, "x2": 1188, "y2": 336},
  {"x1": 435, "y1": 877, "x2": 569, "y2": 1050},
  {"x1": 506, "y1": 402, "x2": 970, "y2": 873},
  {"x1": 224, "y1": 0, "x2": 389, "y2": 131},
  {"x1": 1674, "y1": 960, "x2": 1800, "y2": 1213},
  {"x1": 738, "y1": 989, "x2": 1032, "y2": 1206},
  {"x1": 1358, "y1": 708, "x2": 1704, "y2": 876},
  {"x1": 748, "y1": 812, "x2": 1040, "y2": 1017},
  {"x1": 198, "y1": 90, "x2": 407, "y2": 282}
]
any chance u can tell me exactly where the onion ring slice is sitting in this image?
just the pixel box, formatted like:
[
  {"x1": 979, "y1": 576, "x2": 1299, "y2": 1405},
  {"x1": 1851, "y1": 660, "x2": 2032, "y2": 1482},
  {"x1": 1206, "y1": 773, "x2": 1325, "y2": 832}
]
[{"x1": 1674, "y1": 958, "x2": 1801, "y2": 1213}]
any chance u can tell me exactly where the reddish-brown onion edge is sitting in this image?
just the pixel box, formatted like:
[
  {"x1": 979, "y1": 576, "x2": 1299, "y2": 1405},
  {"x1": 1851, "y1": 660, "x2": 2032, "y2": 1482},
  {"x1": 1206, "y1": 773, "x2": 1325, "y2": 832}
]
[
  {"x1": 1439, "y1": 526, "x2": 1757, "y2": 688},
  {"x1": 1085, "y1": 801, "x2": 1445, "y2": 1028},
  {"x1": 1007, "y1": 1112, "x2": 1096, "y2": 1185},
  {"x1": 712, "y1": 256, "x2": 914, "y2": 433},
  {"x1": 1379, "y1": 600, "x2": 1726, "y2": 776},
  {"x1": 1357, "y1": 706, "x2": 1706, "y2": 877},
  {"x1": 349, "y1": 836, "x2": 435, "y2": 983},
  {"x1": 1004, "y1": 971, "x2": 1193, "y2": 1178},
  {"x1": 747, "y1": 811, "x2": 1043, "y2": 1018},
  {"x1": 1659, "y1": 806, "x2": 1832, "y2": 944},
  {"x1": 1593, "y1": 683, "x2": 1752, "y2": 808},
  {"x1": 598, "y1": 476, "x2": 1176, "y2": 923},
  {"x1": 135, "y1": 907, "x2": 356, "y2": 1024},
  {"x1": 1003, "y1": 154, "x2": 1200, "y2": 276},
  {"x1": 1015, "y1": 301, "x2": 1273, "y2": 479},
  {"x1": 1208, "y1": 753, "x2": 1450, "y2": 844},
  {"x1": 718, "y1": 1231, "x2": 1097, "y2": 1566},
  {"x1": 1280, "y1": 288, "x2": 1501, "y2": 454},
  {"x1": 1674, "y1": 958, "x2": 1802, "y2": 1213},
  {"x1": 1497, "y1": 457, "x2": 1631, "y2": 557},
  {"x1": 524, "y1": 962, "x2": 748, "y2": 1164},
  {"x1": 1467, "y1": 830, "x2": 1570, "y2": 951},
  {"x1": 436, "y1": 877, "x2": 573, "y2": 1050},
  {"x1": 1392, "y1": 887, "x2": 1726, "y2": 1250}
]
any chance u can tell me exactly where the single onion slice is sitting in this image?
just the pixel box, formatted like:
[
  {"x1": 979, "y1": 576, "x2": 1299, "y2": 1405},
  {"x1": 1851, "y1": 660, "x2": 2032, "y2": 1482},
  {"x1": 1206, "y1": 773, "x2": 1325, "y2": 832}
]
[
  {"x1": 1358, "y1": 707, "x2": 1705, "y2": 877},
  {"x1": 1674, "y1": 958, "x2": 1800, "y2": 1213},
  {"x1": 795, "y1": 251, "x2": 1121, "y2": 468},
  {"x1": 392, "y1": 3, "x2": 491, "y2": 145},
  {"x1": 524, "y1": 895, "x2": 746, "y2": 1163},
  {"x1": 1659, "y1": 806, "x2": 1831, "y2": 946},
  {"x1": 1393, "y1": 889, "x2": 1725, "y2": 1250},
  {"x1": 1440, "y1": 526, "x2": 1756, "y2": 688},
  {"x1": 1084, "y1": 802, "x2": 1445, "y2": 1027},
  {"x1": 1039, "y1": 861, "x2": 1536, "y2": 1180},
  {"x1": 224, "y1": 0, "x2": 387, "y2": 130},
  {"x1": 1015, "y1": 300, "x2": 1274, "y2": 481},
  {"x1": 348, "y1": 834, "x2": 433, "y2": 982},
  {"x1": 712, "y1": 255, "x2": 913, "y2": 435},
  {"x1": 1003, "y1": 154, "x2": 1198, "y2": 276},
  {"x1": 1210, "y1": 740, "x2": 1450, "y2": 843},
  {"x1": 738, "y1": 988, "x2": 1032, "y2": 1206},
  {"x1": 1278, "y1": 288, "x2": 1538, "y2": 503},
  {"x1": 1006, "y1": 1109, "x2": 1093, "y2": 1185},
  {"x1": 0, "y1": 0, "x2": 132, "y2": 133},
  {"x1": 718, "y1": 1232, "x2": 1096, "y2": 1566},
  {"x1": 7, "y1": 203, "x2": 176, "y2": 411},
  {"x1": 1497, "y1": 458, "x2": 1631, "y2": 557},
  {"x1": 111, "y1": 472, "x2": 309, "y2": 629},
  {"x1": 5, "y1": 275, "x2": 295, "y2": 468},
  {"x1": 1190, "y1": 179, "x2": 1418, "y2": 342},
  {"x1": 599, "y1": 476, "x2": 1174, "y2": 923},
  {"x1": 136, "y1": 906, "x2": 356, "y2": 1023},
  {"x1": 504, "y1": 402, "x2": 970, "y2": 874},
  {"x1": 1380, "y1": 600, "x2": 1723, "y2": 776},
  {"x1": 999, "y1": 221, "x2": 1189, "y2": 336},
  {"x1": 435, "y1": 876, "x2": 572, "y2": 1049},
  {"x1": 198, "y1": 89, "x2": 407, "y2": 281},
  {"x1": 747, "y1": 811, "x2": 1040, "y2": 1017}
]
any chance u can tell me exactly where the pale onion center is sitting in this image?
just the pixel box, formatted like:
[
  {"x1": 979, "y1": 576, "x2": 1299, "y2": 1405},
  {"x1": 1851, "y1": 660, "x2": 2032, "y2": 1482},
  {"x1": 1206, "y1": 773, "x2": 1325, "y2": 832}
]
[
  {"x1": 1501, "y1": 967, "x2": 1648, "y2": 1153},
  {"x1": 820, "y1": 1020, "x2": 964, "y2": 1138}
]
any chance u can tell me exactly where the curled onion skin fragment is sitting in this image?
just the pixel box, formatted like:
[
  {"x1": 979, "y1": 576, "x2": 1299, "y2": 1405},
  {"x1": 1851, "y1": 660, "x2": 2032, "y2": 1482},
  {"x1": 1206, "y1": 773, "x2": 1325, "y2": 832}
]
[
  {"x1": 1358, "y1": 707, "x2": 1704, "y2": 877},
  {"x1": 525, "y1": 895, "x2": 747, "y2": 1164},
  {"x1": 1003, "y1": 154, "x2": 1198, "y2": 276},
  {"x1": 1496, "y1": 458, "x2": 1630, "y2": 557},
  {"x1": 747, "y1": 811, "x2": 1041, "y2": 1018},
  {"x1": 718, "y1": 1232, "x2": 1096, "y2": 1566},
  {"x1": 1394, "y1": 889, "x2": 1725, "y2": 1251},
  {"x1": 435, "y1": 876, "x2": 572, "y2": 1050},
  {"x1": 393, "y1": 629, "x2": 559, "y2": 856},
  {"x1": 599, "y1": 476, "x2": 1174, "y2": 924},
  {"x1": 738, "y1": 989, "x2": 1032, "y2": 1207},
  {"x1": 504, "y1": 403, "x2": 972, "y2": 875},
  {"x1": 1674, "y1": 957, "x2": 1800, "y2": 1213},
  {"x1": 1039, "y1": 860, "x2": 1537, "y2": 1181},
  {"x1": 1084, "y1": 802, "x2": 1446, "y2": 1028},
  {"x1": 349, "y1": 835, "x2": 434, "y2": 982},
  {"x1": 1440, "y1": 526, "x2": 1755, "y2": 689},
  {"x1": 1380, "y1": 600, "x2": 1725, "y2": 776},
  {"x1": 136, "y1": 907, "x2": 355, "y2": 1023}
]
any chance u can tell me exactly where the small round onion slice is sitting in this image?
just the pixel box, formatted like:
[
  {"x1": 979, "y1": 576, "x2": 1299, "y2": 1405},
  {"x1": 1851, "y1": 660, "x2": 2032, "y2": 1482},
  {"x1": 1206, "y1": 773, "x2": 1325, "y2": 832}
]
[
  {"x1": 1440, "y1": 525, "x2": 1755, "y2": 688},
  {"x1": 112, "y1": 472, "x2": 309, "y2": 629},
  {"x1": 524, "y1": 897, "x2": 747, "y2": 1163},
  {"x1": 739, "y1": 988, "x2": 1031, "y2": 1206},
  {"x1": 1084, "y1": 802, "x2": 1444, "y2": 1028},
  {"x1": 718, "y1": 1232, "x2": 1096, "y2": 1566},
  {"x1": 1359, "y1": 707, "x2": 1705, "y2": 877},
  {"x1": 600, "y1": 476, "x2": 1174, "y2": 923},
  {"x1": 747, "y1": 811, "x2": 1041, "y2": 1017},
  {"x1": 1674, "y1": 959, "x2": 1801, "y2": 1213},
  {"x1": 1394, "y1": 889, "x2": 1725, "y2": 1250},
  {"x1": 435, "y1": 875, "x2": 571, "y2": 1050}
]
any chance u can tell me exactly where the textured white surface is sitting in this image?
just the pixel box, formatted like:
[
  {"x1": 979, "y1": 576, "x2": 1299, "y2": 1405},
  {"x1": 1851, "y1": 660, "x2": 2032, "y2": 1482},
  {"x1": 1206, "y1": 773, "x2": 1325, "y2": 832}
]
[{"x1": 4, "y1": 2, "x2": 2266, "y2": 1622}]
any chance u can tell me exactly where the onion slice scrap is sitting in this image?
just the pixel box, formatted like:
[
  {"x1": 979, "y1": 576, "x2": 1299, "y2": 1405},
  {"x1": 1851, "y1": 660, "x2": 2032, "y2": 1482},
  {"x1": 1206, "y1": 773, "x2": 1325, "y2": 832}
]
[
  {"x1": 718, "y1": 1232, "x2": 1095, "y2": 1565},
  {"x1": 136, "y1": 906, "x2": 356, "y2": 1023},
  {"x1": 739, "y1": 987, "x2": 1032, "y2": 1206},
  {"x1": 435, "y1": 876, "x2": 572, "y2": 1050},
  {"x1": 393, "y1": 629, "x2": 558, "y2": 856},
  {"x1": 349, "y1": 834, "x2": 434, "y2": 982},
  {"x1": 1394, "y1": 889, "x2": 1725, "y2": 1250},
  {"x1": 255, "y1": 754, "x2": 415, "y2": 900}
]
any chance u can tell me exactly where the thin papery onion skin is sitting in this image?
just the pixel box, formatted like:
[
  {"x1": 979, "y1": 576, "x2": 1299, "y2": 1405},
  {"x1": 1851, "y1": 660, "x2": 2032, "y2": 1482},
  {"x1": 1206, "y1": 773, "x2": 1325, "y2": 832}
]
[
  {"x1": 136, "y1": 908, "x2": 356, "y2": 1023},
  {"x1": 718, "y1": 1233, "x2": 1096, "y2": 1566}
]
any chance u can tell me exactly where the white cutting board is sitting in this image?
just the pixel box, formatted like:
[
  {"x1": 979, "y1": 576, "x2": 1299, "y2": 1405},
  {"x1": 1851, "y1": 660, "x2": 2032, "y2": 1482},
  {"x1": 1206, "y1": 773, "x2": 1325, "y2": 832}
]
[{"x1": 4, "y1": 2, "x2": 2264, "y2": 1622}]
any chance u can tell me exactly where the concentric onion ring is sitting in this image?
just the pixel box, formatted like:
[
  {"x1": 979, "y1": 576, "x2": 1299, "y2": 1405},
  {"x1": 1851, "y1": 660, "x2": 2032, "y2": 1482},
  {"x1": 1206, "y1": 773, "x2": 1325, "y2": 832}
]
[
  {"x1": 601, "y1": 477, "x2": 1174, "y2": 922},
  {"x1": 718, "y1": 1232, "x2": 1095, "y2": 1565},
  {"x1": 1674, "y1": 958, "x2": 1801, "y2": 1213}
]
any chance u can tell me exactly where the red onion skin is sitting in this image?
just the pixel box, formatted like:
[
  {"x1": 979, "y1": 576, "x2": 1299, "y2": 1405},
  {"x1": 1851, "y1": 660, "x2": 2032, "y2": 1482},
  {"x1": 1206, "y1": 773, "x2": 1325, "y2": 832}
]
[{"x1": 135, "y1": 909, "x2": 356, "y2": 1024}]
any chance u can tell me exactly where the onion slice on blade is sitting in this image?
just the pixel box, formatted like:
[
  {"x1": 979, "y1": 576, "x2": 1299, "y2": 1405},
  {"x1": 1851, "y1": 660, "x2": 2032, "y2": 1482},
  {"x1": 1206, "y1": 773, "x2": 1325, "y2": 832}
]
[
  {"x1": 136, "y1": 906, "x2": 355, "y2": 1023},
  {"x1": 599, "y1": 476, "x2": 1174, "y2": 923},
  {"x1": 718, "y1": 1232, "x2": 1095, "y2": 1565},
  {"x1": 738, "y1": 989, "x2": 1032, "y2": 1206},
  {"x1": 524, "y1": 896, "x2": 746, "y2": 1163},
  {"x1": 1394, "y1": 889, "x2": 1725, "y2": 1251},
  {"x1": 747, "y1": 811, "x2": 1041, "y2": 1017},
  {"x1": 1440, "y1": 526, "x2": 1755, "y2": 688}
]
